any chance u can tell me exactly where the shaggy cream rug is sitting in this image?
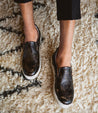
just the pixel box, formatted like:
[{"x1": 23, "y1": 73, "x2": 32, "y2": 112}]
[{"x1": 0, "y1": 0, "x2": 98, "y2": 112}]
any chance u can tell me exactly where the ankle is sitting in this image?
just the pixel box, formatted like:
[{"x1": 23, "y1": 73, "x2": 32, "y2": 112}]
[
  {"x1": 23, "y1": 24, "x2": 37, "y2": 34},
  {"x1": 56, "y1": 53, "x2": 71, "y2": 67},
  {"x1": 24, "y1": 25, "x2": 38, "y2": 42}
]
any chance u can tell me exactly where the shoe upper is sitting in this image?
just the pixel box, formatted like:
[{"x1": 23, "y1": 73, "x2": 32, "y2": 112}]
[
  {"x1": 22, "y1": 24, "x2": 41, "y2": 76},
  {"x1": 52, "y1": 48, "x2": 74, "y2": 105}
]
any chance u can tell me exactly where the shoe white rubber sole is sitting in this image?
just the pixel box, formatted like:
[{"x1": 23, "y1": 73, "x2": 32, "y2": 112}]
[
  {"x1": 22, "y1": 32, "x2": 41, "y2": 80},
  {"x1": 51, "y1": 55, "x2": 73, "y2": 108}
]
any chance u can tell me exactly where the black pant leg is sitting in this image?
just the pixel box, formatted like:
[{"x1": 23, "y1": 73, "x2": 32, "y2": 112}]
[
  {"x1": 56, "y1": 0, "x2": 81, "y2": 20},
  {"x1": 14, "y1": 0, "x2": 32, "y2": 3}
]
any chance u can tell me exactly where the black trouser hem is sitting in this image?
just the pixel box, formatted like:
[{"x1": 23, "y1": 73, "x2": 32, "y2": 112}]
[
  {"x1": 14, "y1": 0, "x2": 32, "y2": 3},
  {"x1": 57, "y1": 16, "x2": 81, "y2": 21}
]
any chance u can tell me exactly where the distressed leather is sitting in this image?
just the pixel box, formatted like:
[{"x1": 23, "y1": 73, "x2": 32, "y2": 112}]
[
  {"x1": 22, "y1": 24, "x2": 40, "y2": 76},
  {"x1": 52, "y1": 48, "x2": 74, "y2": 105}
]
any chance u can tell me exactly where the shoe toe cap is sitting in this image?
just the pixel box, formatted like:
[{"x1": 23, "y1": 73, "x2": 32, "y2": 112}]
[
  {"x1": 23, "y1": 67, "x2": 39, "y2": 76},
  {"x1": 62, "y1": 99, "x2": 73, "y2": 105}
]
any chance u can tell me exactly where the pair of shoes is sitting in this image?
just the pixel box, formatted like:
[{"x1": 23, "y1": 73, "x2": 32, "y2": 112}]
[
  {"x1": 51, "y1": 47, "x2": 74, "y2": 108},
  {"x1": 22, "y1": 23, "x2": 74, "y2": 107},
  {"x1": 22, "y1": 24, "x2": 41, "y2": 80}
]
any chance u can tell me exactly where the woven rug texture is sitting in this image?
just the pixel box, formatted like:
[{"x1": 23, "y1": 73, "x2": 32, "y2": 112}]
[{"x1": 0, "y1": 0, "x2": 98, "y2": 112}]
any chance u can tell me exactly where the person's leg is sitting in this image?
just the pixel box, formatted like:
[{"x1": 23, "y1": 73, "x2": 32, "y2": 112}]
[
  {"x1": 56, "y1": 20, "x2": 75, "y2": 67},
  {"x1": 14, "y1": 0, "x2": 41, "y2": 80},
  {"x1": 52, "y1": 0, "x2": 81, "y2": 107},
  {"x1": 15, "y1": 0, "x2": 38, "y2": 42},
  {"x1": 56, "y1": 0, "x2": 81, "y2": 67}
]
